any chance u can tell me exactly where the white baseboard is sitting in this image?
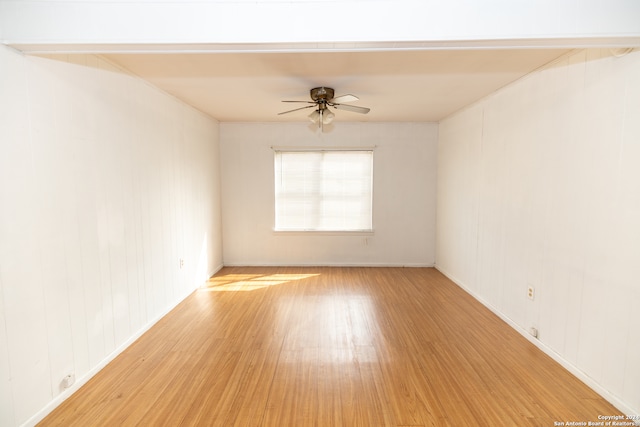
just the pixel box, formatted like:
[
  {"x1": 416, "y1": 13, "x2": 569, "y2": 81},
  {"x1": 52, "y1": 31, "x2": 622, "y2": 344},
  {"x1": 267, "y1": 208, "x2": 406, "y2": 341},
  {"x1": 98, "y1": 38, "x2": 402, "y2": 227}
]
[
  {"x1": 209, "y1": 263, "x2": 224, "y2": 277},
  {"x1": 220, "y1": 262, "x2": 435, "y2": 268},
  {"x1": 434, "y1": 264, "x2": 639, "y2": 422}
]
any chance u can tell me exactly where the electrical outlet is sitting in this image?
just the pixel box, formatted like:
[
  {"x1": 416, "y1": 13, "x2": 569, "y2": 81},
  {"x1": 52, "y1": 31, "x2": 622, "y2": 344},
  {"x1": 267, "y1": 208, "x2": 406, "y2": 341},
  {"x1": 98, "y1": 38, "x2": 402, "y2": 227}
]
[
  {"x1": 179, "y1": 258, "x2": 185, "y2": 269},
  {"x1": 527, "y1": 286, "x2": 535, "y2": 300},
  {"x1": 62, "y1": 373, "x2": 75, "y2": 389}
]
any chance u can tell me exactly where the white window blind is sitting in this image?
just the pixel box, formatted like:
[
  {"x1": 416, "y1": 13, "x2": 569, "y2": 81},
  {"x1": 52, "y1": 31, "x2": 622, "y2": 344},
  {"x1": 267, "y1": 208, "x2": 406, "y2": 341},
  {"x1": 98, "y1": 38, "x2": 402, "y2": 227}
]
[{"x1": 274, "y1": 150, "x2": 373, "y2": 231}]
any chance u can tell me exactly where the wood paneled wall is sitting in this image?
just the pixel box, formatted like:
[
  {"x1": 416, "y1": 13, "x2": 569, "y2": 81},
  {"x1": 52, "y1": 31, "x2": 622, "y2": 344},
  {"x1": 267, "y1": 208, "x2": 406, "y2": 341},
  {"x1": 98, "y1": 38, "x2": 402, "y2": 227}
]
[
  {"x1": 0, "y1": 46, "x2": 223, "y2": 426},
  {"x1": 437, "y1": 48, "x2": 640, "y2": 416}
]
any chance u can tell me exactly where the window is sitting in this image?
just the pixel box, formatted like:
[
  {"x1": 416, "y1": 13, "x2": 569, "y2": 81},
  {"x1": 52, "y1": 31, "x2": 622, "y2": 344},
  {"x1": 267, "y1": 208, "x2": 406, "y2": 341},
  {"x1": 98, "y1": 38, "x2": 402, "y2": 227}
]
[{"x1": 274, "y1": 149, "x2": 373, "y2": 232}]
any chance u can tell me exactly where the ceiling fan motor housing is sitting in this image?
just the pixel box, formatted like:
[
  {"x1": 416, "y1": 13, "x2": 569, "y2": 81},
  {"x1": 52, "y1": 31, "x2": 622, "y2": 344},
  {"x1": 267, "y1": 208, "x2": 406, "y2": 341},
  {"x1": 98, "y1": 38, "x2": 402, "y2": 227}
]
[{"x1": 310, "y1": 87, "x2": 335, "y2": 102}]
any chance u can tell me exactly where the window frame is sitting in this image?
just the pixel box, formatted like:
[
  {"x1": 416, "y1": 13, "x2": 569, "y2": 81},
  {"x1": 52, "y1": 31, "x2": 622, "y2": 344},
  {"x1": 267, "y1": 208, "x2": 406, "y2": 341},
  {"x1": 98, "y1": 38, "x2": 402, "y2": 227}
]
[{"x1": 272, "y1": 147, "x2": 375, "y2": 233}]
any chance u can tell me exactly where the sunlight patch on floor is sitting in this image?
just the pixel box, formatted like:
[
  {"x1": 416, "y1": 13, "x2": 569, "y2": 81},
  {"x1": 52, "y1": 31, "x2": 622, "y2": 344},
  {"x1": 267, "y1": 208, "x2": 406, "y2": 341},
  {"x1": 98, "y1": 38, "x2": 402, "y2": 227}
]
[{"x1": 200, "y1": 273, "x2": 320, "y2": 292}]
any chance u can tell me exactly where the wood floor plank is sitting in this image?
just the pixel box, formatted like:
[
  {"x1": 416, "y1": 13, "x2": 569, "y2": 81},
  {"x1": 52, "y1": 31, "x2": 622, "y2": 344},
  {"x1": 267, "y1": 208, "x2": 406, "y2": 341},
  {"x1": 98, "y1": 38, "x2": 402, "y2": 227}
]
[{"x1": 38, "y1": 267, "x2": 623, "y2": 426}]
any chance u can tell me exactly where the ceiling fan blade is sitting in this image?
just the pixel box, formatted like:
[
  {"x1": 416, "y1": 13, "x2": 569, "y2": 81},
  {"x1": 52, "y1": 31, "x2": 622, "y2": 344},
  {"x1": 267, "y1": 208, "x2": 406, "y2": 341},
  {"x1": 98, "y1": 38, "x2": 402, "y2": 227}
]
[
  {"x1": 333, "y1": 103, "x2": 370, "y2": 114},
  {"x1": 277, "y1": 105, "x2": 316, "y2": 115},
  {"x1": 330, "y1": 94, "x2": 359, "y2": 104},
  {"x1": 281, "y1": 100, "x2": 315, "y2": 103}
]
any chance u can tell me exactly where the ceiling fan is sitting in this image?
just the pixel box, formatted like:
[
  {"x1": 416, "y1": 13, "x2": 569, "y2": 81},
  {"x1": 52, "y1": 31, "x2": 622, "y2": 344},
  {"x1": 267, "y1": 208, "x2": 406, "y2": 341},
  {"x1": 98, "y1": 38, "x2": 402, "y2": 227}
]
[{"x1": 278, "y1": 87, "x2": 370, "y2": 130}]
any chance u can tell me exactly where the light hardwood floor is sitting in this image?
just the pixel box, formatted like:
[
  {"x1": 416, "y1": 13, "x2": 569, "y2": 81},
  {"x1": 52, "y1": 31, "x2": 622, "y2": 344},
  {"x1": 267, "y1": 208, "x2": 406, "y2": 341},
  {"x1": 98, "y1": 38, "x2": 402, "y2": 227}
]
[{"x1": 39, "y1": 267, "x2": 621, "y2": 426}]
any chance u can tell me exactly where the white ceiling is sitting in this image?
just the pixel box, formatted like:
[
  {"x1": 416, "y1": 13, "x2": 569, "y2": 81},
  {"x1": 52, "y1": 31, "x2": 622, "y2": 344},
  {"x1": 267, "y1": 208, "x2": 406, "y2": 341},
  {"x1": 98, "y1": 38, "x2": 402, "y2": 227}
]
[{"x1": 102, "y1": 48, "x2": 571, "y2": 123}]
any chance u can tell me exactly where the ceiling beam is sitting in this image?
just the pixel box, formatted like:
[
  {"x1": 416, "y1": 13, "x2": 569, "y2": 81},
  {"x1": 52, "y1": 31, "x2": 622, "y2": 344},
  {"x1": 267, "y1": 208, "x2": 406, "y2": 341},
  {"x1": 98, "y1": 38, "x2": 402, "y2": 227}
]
[{"x1": 2, "y1": 0, "x2": 640, "y2": 53}]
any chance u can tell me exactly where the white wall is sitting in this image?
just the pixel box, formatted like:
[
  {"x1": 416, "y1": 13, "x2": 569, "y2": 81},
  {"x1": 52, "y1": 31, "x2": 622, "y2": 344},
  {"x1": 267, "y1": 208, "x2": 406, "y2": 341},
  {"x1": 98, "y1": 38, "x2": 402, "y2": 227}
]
[
  {"x1": 220, "y1": 122, "x2": 437, "y2": 266},
  {"x1": 0, "y1": 46, "x2": 223, "y2": 427},
  {"x1": 437, "y1": 48, "x2": 640, "y2": 415}
]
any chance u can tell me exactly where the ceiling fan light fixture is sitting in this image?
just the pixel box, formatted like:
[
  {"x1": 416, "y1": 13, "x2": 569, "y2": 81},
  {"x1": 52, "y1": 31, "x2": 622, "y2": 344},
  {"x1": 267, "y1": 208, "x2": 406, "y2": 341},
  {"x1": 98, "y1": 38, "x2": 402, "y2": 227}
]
[
  {"x1": 322, "y1": 110, "x2": 335, "y2": 124},
  {"x1": 308, "y1": 109, "x2": 321, "y2": 123}
]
